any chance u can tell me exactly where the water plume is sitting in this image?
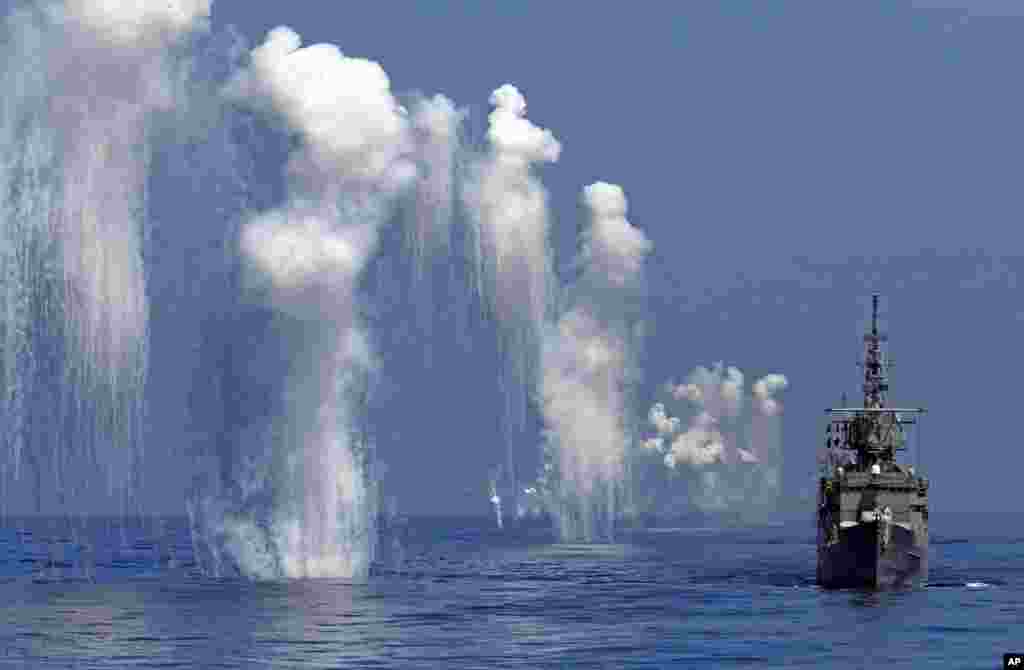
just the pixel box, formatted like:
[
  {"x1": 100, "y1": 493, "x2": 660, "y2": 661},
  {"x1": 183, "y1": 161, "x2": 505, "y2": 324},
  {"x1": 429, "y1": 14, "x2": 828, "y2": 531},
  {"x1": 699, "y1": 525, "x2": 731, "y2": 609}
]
[
  {"x1": 541, "y1": 182, "x2": 651, "y2": 542},
  {"x1": 464, "y1": 84, "x2": 560, "y2": 501},
  {"x1": 397, "y1": 95, "x2": 464, "y2": 370},
  {"x1": 0, "y1": 0, "x2": 208, "y2": 517},
  {"x1": 642, "y1": 364, "x2": 788, "y2": 518},
  {"x1": 188, "y1": 25, "x2": 413, "y2": 579},
  {"x1": 488, "y1": 474, "x2": 504, "y2": 530},
  {"x1": 408, "y1": 95, "x2": 463, "y2": 278}
]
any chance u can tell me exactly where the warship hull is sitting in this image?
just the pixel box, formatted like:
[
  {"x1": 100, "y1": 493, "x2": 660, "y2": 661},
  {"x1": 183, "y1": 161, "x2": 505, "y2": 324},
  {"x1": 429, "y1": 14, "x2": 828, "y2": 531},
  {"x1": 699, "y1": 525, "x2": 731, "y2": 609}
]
[
  {"x1": 817, "y1": 519, "x2": 927, "y2": 589},
  {"x1": 816, "y1": 295, "x2": 929, "y2": 590}
]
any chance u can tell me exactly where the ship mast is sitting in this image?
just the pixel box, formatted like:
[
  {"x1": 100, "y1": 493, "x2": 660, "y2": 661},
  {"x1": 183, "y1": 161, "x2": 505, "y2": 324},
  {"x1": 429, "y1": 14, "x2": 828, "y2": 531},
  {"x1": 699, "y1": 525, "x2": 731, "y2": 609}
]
[
  {"x1": 863, "y1": 294, "x2": 887, "y2": 410},
  {"x1": 824, "y1": 295, "x2": 925, "y2": 473}
]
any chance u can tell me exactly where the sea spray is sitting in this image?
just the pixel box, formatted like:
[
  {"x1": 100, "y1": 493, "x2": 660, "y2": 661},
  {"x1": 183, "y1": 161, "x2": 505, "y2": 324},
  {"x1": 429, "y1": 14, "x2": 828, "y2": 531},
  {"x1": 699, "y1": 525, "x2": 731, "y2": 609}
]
[
  {"x1": 464, "y1": 84, "x2": 560, "y2": 502},
  {"x1": 541, "y1": 182, "x2": 652, "y2": 542},
  {"x1": 187, "y1": 26, "x2": 413, "y2": 579},
  {"x1": 0, "y1": 1, "x2": 209, "y2": 518},
  {"x1": 640, "y1": 364, "x2": 788, "y2": 519},
  {"x1": 407, "y1": 95, "x2": 463, "y2": 280},
  {"x1": 0, "y1": 3, "x2": 690, "y2": 567},
  {"x1": 394, "y1": 95, "x2": 465, "y2": 371}
]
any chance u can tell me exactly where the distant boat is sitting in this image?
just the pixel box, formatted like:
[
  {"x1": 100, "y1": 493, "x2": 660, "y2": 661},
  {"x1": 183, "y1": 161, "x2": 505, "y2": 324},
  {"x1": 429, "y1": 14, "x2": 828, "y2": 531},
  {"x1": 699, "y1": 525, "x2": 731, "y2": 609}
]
[{"x1": 816, "y1": 295, "x2": 928, "y2": 589}]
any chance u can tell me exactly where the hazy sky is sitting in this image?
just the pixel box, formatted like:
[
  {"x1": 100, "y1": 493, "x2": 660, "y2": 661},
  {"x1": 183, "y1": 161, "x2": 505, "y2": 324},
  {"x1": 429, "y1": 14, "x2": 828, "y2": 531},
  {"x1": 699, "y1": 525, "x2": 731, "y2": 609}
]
[{"x1": 8, "y1": 0, "x2": 1017, "y2": 517}]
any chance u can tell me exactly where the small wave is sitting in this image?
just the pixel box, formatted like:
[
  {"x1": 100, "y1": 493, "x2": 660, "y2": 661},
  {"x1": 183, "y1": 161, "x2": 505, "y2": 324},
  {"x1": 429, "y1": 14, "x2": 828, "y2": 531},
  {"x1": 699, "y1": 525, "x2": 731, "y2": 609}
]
[
  {"x1": 30, "y1": 575, "x2": 95, "y2": 584},
  {"x1": 642, "y1": 527, "x2": 722, "y2": 534},
  {"x1": 927, "y1": 581, "x2": 997, "y2": 589}
]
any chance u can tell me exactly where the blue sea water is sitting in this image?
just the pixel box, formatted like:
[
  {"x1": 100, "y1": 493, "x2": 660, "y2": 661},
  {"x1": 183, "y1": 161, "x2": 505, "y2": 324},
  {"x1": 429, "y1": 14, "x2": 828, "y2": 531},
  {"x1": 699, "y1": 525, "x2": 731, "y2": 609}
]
[{"x1": 0, "y1": 513, "x2": 1020, "y2": 669}]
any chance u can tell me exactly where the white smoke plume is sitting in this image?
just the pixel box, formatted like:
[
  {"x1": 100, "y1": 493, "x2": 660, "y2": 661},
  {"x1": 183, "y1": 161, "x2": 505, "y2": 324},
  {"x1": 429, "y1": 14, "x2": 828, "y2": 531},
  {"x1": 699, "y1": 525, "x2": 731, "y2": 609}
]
[
  {"x1": 408, "y1": 95, "x2": 463, "y2": 274},
  {"x1": 543, "y1": 309, "x2": 629, "y2": 493},
  {"x1": 0, "y1": 0, "x2": 208, "y2": 515},
  {"x1": 464, "y1": 84, "x2": 561, "y2": 498},
  {"x1": 467, "y1": 84, "x2": 560, "y2": 344},
  {"x1": 398, "y1": 95, "x2": 464, "y2": 369},
  {"x1": 753, "y1": 373, "x2": 788, "y2": 417},
  {"x1": 541, "y1": 182, "x2": 651, "y2": 542},
  {"x1": 643, "y1": 364, "x2": 788, "y2": 516},
  {"x1": 239, "y1": 209, "x2": 378, "y2": 322},
  {"x1": 63, "y1": 0, "x2": 210, "y2": 47},
  {"x1": 579, "y1": 182, "x2": 653, "y2": 288},
  {"x1": 660, "y1": 409, "x2": 727, "y2": 468},
  {"x1": 671, "y1": 365, "x2": 745, "y2": 418},
  {"x1": 648, "y1": 402, "x2": 680, "y2": 437},
  {"x1": 225, "y1": 26, "x2": 415, "y2": 193},
  {"x1": 56, "y1": 0, "x2": 209, "y2": 396},
  {"x1": 191, "y1": 26, "x2": 415, "y2": 579},
  {"x1": 54, "y1": 0, "x2": 210, "y2": 378}
]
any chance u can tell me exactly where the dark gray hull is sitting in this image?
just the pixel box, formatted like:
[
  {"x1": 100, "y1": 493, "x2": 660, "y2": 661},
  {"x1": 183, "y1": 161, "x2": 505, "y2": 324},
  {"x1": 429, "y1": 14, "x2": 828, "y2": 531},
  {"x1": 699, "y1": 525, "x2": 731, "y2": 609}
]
[{"x1": 817, "y1": 520, "x2": 927, "y2": 589}]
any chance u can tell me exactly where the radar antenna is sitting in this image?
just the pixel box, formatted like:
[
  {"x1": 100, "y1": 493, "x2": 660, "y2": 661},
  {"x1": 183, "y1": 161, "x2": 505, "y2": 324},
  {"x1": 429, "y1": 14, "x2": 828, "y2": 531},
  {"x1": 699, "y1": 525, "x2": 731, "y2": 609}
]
[
  {"x1": 863, "y1": 293, "x2": 888, "y2": 410},
  {"x1": 823, "y1": 295, "x2": 925, "y2": 473}
]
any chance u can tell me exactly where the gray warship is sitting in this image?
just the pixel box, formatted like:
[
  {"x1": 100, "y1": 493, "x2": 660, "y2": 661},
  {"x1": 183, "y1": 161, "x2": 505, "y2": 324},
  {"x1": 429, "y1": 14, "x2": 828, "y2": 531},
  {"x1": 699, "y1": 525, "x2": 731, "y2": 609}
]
[{"x1": 817, "y1": 295, "x2": 928, "y2": 589}]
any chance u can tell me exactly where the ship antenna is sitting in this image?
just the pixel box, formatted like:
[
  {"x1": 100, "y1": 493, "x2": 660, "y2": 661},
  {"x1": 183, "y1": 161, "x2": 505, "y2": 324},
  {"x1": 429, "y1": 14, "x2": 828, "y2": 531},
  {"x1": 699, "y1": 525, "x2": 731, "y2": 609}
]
[
  {"x1": 871, "y1": 294, "x2": 879, "y2": 338},
  {"x1": 863, "y1": 293, "x2": 887, "y2": 409}
]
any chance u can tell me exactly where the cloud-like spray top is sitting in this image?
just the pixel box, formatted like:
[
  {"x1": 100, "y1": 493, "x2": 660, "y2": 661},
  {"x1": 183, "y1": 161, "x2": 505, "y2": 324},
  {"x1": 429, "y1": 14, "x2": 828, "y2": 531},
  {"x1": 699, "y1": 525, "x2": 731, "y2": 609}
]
[
  {"x1": 487, "y1": 84, "x2": 561, "y2": 166},
  {"x1": 580, "y1": 182, "x2": 652, "y2": 288},
  {"x1": 651, "y1": 364, "x2": 787, "y2": 470},
  {"x1": 241, "y1": 212, "x2": 373, "y2": 292},
  {"x1": 752, "y1": 374, "x2": 789, "y2": 416},
  {"x1": 648, "y1": 402, "x2": 680, "y2": 437},
  {"x1": 412, "y1": 94, "x2": 462, "y2": 142},
  {"x1": 227, "y1": 26, "x2": 413, "y2": 188},
  {"x1": 672, "y1": 363, "x2": 745, "y2": 418},
  {"x1": 64, "y1": 0, "x2": 211, "y2": 46}
]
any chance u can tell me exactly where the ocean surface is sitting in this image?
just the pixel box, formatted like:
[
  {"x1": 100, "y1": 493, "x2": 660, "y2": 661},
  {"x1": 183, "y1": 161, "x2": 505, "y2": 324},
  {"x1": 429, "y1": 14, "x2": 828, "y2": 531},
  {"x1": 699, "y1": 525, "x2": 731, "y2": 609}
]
[{"x1": 0, "y1": 513, "x2": 1020, "y2": 669}]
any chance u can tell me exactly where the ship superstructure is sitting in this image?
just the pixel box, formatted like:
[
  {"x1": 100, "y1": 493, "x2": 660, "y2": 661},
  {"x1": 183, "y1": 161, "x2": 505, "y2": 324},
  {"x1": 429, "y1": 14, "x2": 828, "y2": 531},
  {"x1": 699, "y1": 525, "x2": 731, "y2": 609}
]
[{"x1": 817, "y1": 295, "x2": 928, "y2": 589}]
